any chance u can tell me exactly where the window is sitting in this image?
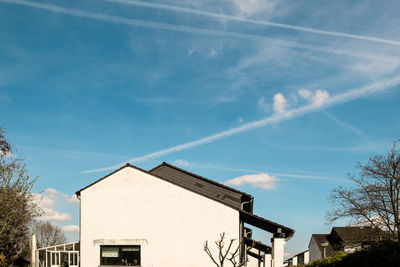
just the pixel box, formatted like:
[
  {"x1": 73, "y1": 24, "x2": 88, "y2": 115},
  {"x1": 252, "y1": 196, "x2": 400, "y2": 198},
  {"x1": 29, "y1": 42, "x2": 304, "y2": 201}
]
[
  {"x1": 70, "y1": 252, "x2": 78, "y2": 265},
  {"x1": 100, "y1": 246, "x2": 140, "y2": 266},
  {"x1": 51, "y1": 252, "x2": 60, "y2": 265}
]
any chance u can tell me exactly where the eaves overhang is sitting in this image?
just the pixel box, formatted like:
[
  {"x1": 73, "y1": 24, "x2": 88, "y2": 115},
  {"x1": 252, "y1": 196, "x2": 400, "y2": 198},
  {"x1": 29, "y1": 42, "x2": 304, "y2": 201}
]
[{"x1": 240, "y1": 210, "x2": 295, "y2": 240}]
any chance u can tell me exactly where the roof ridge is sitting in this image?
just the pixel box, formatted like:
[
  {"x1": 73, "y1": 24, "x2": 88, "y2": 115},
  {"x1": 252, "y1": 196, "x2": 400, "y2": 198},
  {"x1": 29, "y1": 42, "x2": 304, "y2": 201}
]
[
  {"x1": 76, "y1": 162, "x2": 246, "y2": 212},
  {"x1": 148, "y1": 161, "x2": 167, "y2": 172},
  {"x1": 76, "y1": 163, "x2": 148, "y2": 195},
  {"x1": 150, "y1": 162, "x2": 253, "y2": 198}
]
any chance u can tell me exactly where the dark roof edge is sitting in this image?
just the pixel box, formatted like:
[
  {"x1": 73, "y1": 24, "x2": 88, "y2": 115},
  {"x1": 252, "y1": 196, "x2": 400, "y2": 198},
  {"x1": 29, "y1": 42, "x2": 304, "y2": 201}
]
[
  {"x1": 243, "y1": 236, "x2": 271, "y2": 253},
  {"x1": 288, "y1": 249, "x2": 309, "y2": 260},
  {"x1": 150, "y1": 162, "x2": 253, "y2": 199},
  {"x1": 76, "y1": 163, "x2": 294, "y2": 239},
  {"x1": 76, "y1": 163, "x2": 243, "y2": 212},
  {"x1": 240, "y1": 210, "x2": 295, "y2": 240}
]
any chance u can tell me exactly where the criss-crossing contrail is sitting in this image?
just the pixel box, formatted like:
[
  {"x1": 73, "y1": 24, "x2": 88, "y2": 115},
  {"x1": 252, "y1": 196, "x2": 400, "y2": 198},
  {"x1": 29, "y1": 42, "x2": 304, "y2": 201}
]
[
  {"x1": 2, "y1": 0, "x2": 399, "y2": 173},
  {"x1": 106, "y1": 0, "x2": 400, "y2": 46},
  {"x1": 83, "y1": 74, "x2": 400, "y2": 174},
  {"x1": 322, "y1": 111, "x2": 377, "y2": 152},
  {"x1": 0, "y1": 0, "x2": 398, "y2": 63}
]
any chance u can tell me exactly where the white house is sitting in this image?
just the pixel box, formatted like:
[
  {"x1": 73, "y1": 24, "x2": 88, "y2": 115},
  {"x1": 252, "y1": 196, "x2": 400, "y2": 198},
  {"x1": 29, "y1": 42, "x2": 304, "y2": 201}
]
[
  {"x1": 33, "y1": 162, "x2": 294, "y2": 267},
  {"x1": 284, "y1": 250, "x2": 309, "y2": 266}
]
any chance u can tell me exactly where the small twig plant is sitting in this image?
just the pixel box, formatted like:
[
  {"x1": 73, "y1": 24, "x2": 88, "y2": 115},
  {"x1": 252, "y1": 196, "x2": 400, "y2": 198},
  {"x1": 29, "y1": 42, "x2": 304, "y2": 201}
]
[{"x1": 203, "y1": 232, "x2": 246, "y2": 267}]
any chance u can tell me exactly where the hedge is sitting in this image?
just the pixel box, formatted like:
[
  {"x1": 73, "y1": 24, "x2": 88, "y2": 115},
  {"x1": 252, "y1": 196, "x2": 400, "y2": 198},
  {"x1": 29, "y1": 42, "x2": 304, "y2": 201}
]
[{"x1": 297, "y1": 241, "x2": 400, "y2": 267}]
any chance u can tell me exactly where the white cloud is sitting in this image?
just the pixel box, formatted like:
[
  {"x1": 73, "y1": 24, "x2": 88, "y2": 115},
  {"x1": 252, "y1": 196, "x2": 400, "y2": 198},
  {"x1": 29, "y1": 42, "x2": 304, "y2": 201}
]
[
  {"x1": 33, "y1": 188, "x2": 63, "y2": 209},
  {"x1": 67, "y1": 194, "x2": 80, "y2": 204},
  {"x1": 238, "y1": 117, "x2": 244, "y2": 123},
  {"x1": 40, "y1": 208, "x2": 71, "y2": 222},
  {"x1": 273, "y1": 93, "x2": 287, "y2": 113},
  {"x1": 352, "y1": 216, "x2": 394, "y2": 231},
  {"x1": 298, "y1": 89, "x2": 330, "y2": 107},
  {"x1": 61, "y1": 225, "x2": 80, "y2": 233},
  {"x1": 313, "y1": 89, "x2": 330, "y2": 106},
  {"x1": 33, "y1": 188, "x2": 74, "y2": 222},
  {"x1": 224, "y1": 173, "x2": 278, "y2": 190},
  {"x1": 172, "y1": 159, "x2": 191, "y2": 167},
  {"x1": 298, "y1": 89, "x2": 312, "y2": 99}
]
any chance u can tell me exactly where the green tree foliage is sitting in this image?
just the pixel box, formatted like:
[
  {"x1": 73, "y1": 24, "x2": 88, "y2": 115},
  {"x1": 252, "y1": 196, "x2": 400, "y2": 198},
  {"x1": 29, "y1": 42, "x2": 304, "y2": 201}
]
[
  {"x1": 298, "y1": 241, "x2": 400, "y2": 267},
  {"x1": 0, "y1": 253, "x2": 6, "y2": 267},
  {"x1": 0, "y1": 128, "x2": 41, "y2": 263}
]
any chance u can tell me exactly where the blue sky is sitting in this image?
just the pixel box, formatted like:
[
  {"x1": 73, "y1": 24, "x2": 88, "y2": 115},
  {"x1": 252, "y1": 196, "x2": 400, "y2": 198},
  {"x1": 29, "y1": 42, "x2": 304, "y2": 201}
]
[{"x1": 1, "y1": 0, "x2": 400, "y2": 257}]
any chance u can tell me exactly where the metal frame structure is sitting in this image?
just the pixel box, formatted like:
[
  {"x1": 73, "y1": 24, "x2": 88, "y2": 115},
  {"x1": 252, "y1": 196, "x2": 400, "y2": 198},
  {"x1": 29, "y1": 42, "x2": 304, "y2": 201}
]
[{"x1": 35, "y1": 241, "x2": 80, "y2": 267}]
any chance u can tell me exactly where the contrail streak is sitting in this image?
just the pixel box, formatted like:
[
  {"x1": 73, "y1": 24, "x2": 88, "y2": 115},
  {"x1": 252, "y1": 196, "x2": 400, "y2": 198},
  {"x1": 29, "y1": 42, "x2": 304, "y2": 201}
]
[
  {"x1": 323, "y1": 111, "x2": 377, "y2": 152},
  {"x1": 180, "y1": 161, "x2": 339, "y2": 180},
  {"x1": 83, "y1": 74, "x2": 400, "y2": 173},
  {"x1": 0, "y1": 0, "x2": 398, "y2": 63},
  {"x1": 184, "y1": 162, "x2": 343, "y2": 181},
  {"x1": 106, "y1": 0, "x2": 400, "y2": 46}
]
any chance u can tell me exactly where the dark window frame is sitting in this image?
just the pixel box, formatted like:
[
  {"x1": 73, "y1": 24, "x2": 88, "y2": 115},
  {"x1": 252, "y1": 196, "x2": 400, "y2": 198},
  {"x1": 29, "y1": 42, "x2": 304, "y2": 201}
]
[{"x1": 100, "y1": 245, "x2": 141, "y2": 266}]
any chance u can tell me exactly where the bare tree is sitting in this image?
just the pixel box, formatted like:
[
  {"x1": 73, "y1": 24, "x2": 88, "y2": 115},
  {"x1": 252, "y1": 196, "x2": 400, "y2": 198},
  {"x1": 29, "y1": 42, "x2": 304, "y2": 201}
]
[
  {"x1": 32, "y1": 221, "x2": 67, "y2": 248},
  {"x1": 0, "y1": 128, "x2": 41, "y2": 263},
  {"x1": 203, "y1": 232, "x2": 245, "y2": 267},
  {"x1": 327, "y1": 143, "x2": 400, "y2": 240}
]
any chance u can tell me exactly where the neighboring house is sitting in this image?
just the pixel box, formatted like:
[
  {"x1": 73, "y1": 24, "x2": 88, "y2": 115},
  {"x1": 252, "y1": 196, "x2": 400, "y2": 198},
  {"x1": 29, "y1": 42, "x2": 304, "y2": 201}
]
[
  {"x1": 32, "y1": 162, "x2": 295, "y2": 267},
  {"x1": 308, "y1": 226, "x2": 381, "y2": 262},
  {"x1": 284, "y1": 250, "x2": 309, "y2": 266},
  {"x1": 308, "y1": 234, "x2": 333, "y2": 262}
]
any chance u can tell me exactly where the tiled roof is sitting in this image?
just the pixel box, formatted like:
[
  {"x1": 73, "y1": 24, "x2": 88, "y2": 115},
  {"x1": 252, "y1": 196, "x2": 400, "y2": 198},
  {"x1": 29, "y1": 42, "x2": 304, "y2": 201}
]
[
  {"x1": 332, "y1": 227, "x2": 381, "y2": 245},
  {"x1": 149, "y1": 162, "x2": 253, "y2": 210},
  {"x1": 76, "y1": 162, "x2": 295, "y2": 237}
]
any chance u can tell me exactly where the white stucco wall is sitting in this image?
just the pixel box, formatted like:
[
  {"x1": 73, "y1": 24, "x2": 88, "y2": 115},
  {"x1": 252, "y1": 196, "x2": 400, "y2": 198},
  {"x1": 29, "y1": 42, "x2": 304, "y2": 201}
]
[
  {"x1": 292, "y1": 256, "x2": 297, "y2": 266},
  {"x1": 304, "y1": 251, "x2": 309, "y2": 264},
  {"x1": 265, "y1": 254, "x2": 271, "y2": 267},
  {"x1": 80, "y1": 166, "x2": 240, "y2": 267},
  {"x1": 272, "y1": 238, "x2": 285, "y2": 267}
]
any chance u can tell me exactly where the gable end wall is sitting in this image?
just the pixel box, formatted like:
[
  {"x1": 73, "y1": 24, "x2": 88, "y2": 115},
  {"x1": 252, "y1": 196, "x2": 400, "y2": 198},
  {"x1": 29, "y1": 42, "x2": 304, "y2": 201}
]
[{"x1": 80, "y1": 167, "x2": 240, "y2": 267}]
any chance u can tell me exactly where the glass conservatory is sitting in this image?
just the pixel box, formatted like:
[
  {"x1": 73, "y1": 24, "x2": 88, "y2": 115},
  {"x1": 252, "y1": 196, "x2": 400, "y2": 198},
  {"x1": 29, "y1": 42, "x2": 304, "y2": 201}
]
[{"x1": 35, "y1": 241, "x2": 79, "y2": 267}]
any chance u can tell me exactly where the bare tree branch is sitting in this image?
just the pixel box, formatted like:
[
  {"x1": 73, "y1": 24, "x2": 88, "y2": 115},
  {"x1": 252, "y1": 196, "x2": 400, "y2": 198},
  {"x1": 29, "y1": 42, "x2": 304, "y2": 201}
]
[
  {"x1": 327, "y1": 144, "x2": 400, "y2": 241},
  {"x1": 204, "y1": 232, "x2": 244, "y2": 267},
  {"x1": 32, "y1": 221, "x2": 67, "y2": 248}
]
